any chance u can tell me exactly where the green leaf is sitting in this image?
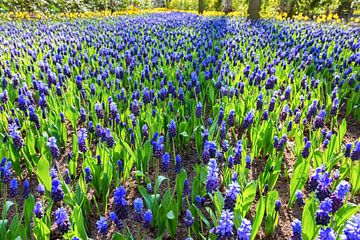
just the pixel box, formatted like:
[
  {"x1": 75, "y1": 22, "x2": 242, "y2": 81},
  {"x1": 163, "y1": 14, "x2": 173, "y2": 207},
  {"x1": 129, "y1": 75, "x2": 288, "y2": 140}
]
[
  {"x1": 251, "y1": 197, "x2": 265, "y2": 240},
  {"x1": 138, "y1": 186, "x2": 155, "y2": 217},
  {"x1": 71, "y1": 205, "x2": 88, "y2": 240},
  {"x1": 176, "y1": 170, "x2": 187, "y2": 211},
  {"x1": 37, "y1": 156, "x2": 51, "y2": 191},
  {"x1": 236, "y1": 181, "x2": 257, "y2": 217},
  {"x1": 350, "y1": 161, "x2": 360, "y2": 195},
  {"x1": 24, "y1": 195, "x2": 35, "y2": 236},
  {"x1": 155, "y1": 175, "x2": 167, "y2": 195},
  {"x1": 289, "y1": 159, "x2": 310, "y2": 206},
  {"x1": 302, "y1": 197, "x2": 317, "y2": 240},
  {"x1": 333, "y1": 203, "x2": 360, "y2": 232}
]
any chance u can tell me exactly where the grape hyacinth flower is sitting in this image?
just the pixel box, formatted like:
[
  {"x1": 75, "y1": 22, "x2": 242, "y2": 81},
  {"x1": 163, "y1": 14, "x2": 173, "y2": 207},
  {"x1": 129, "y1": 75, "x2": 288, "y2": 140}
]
[
  {"x1": 316, "y1": 198, "x2": 333, "y2": 225},
  {"x1": 345, "y1": 143, "x2": 352, "y2": 158},
  {"x1": 51, "y1": 178, "x2": 64, "y2": 202},
  {"x1": 64, "y1": 169, "x2": 72, "y2": 184},
  {"x1": 183, "y1": 179, "x2": 190, "y2": 196},
  {"x1": 37, "y1": 184, "x2": 45, "y2": 196},
  {"x1": 144, "y1": 209, "x2": 152, "y2": 228},
  {"x1": 237, "y1": 218, "x2": 252, "y2": 240},
  {"x1": 245, "y1": 155, "x2": 251, "y2": 169},
  {"x1": 97, "y1": 217, "x2": 108, "y2": 235},
  {"x1": 55, "y1": 207, "x2": 70, "y2": 233},
  {"x1": 168, "y1": 119, "x2": 177, "y2": 139},
  {"x1": 228, "y1": 110, "x2": 235, "y2": 127},
  {"x1": 109, "y1": 212, "x2": 123, "y2": 231},
  {"x1": 77, "y1": 128, "x2": 88, "y2": 153},
  {"x1": 34, "y1": 201, "x2": 43, "y2": 219},
  {"x1": 316, "y1": 172, "x2": 332, "y2": 201},
  {"x1": 242, "y1": 110, "x2": 254, "y2": 129},
  {"x1": 331, "y1": 180, "x2": 350, "y2": 213},
  {"x1": 224, "y1": 181, "x2": 241, "y2": 210},
  {"x1": 0, "y1": 159, "x2": 12, "y2": 184},
  {"x1": 175, "y1": 154, "x2": 182, "y2": 174},
  {"x1": 113, "y1": 186, "x2": 129, "y2": 219},
  {"x1": 50, "y1": 168, "x2": 58, "y2": 179},
  {"x1": 313, "y1": 110, "x2": 326, "y2": 130},
  {"x1": 350, "y1": 141, "x2": 360, "y2": 161},
  {"x1": 295, "y1": 190, "x2": 304, "y2": 206},
  {"x1": 48, "y1": 137, "x2": 59, "y2": 160},
  {"x1": 84, "y1": 167, "x2": 93, "y2": 183},
  {"x1": 275, "y1": 200, "x2": 281, "y2": 211},
  {"x1": 9, "y1": 123, "x2": 24, "y2": 150},
  {"x1": 291, "y1": 219, "x2": 302, "y2": 240},
  {"x1": 302, "y1": 141, "x2": 311, "y2": 158},
  {"x1": 319, "y1": 227, "x2": 336, "y2": 240},
  {"x1": 215, "y1": 209, "x2": 234, "y2": 239},
  {"x1": 206, "y1": 158, "x2": 219, "y2": 193},
  {"x1": 184, "y1": 210, "x2": 194, "y2": 227},
  {"x1": 9, "y1": 178, "x2": 18, "y2": 198},
  {"x1": 23, "y1": 179, "x2": 30, "y2": 199},
  {"x1": 162, "y1": 152, "x2": 170, "y2": 172},
  {"x1": 342, "y1": 214, "x2": 360, "y2": 240},
  {"x1": 133, "y1": 197, "x2": 144, "y2": 222},
  {"x1": 196, "y1": 102, "x2": 203, "y2": 118}
]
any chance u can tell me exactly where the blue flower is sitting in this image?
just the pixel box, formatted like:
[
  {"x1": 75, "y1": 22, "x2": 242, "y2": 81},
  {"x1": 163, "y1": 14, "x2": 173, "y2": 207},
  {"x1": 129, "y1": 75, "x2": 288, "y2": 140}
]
[
  {"x1": 237, "y1": 218, "x2": 251, "y2": 240},
  {"x1": 144, "y1": 209, "x2": 152, "y2": 228},
  {"x1": 319, "y1": 227, "x2": 336, "y2": 240},
  {"x1": 0, "y1": 159, "x2": 11, "y2": 184},
  {"x1": 184, "y1": 210, "x2": 194, "y2": 227},
  {"x1": 228, "y1": 110, "x2": 235, "y2": 127},
  {"x1": 316, "y1": 198, "x2": 332, "y2": 226},
  {"x1": 224, "y1": 181, "x2": 241, "y2": 210},
  {"x1": 295, "y1": 190, "x2": 304, "y2": 206},
  {"x1": 168, "y1": 119, "x2": 177, "y2": 139},
  {"x1": 183, "y1": 179, "x2": 190, "y2": 196},
  {"x1": 334, "y1": 181, "x2": 351, "y2": 200},
  {"x1": 342, "y1": 214, "x2": 360, "y2": 240},
  {"x1": 109, "y1": 211, "x2": 123, "y2": 231},
  {"x1": 275, "y1": 199, "x2": 281, "y2": 211},
  {"x1": 291, "y1": 219, "x2": 302, "y2": 240},
  {"x1": 37, "y1": 184, "x2": 45, "y2": 196},
  {"x1": 84, "y1": 167, "x2": 93, "y2": 183},
  {"x1": 9, "y1": 178, "x2": 18, "y2": 198},
  {"x1": 345, "y1": 143, "x2": 352, "y2": 158},
  {"x1": 242, "y1": 110, "x2": 254, "y2": 129},
  {"x1": 162, "y1": 152, "x2": 170, "y2": 172},
  {"x1": 34, "y1": 201, "x2": 43, "y2": 219},
  {"x1": 206, "y1": 158, "x2": 219, "y2": 193},
  {"x1": 113, "y1": 186, "x2": 129, "y2": 219},
  {"x1": 302, "y1": 141, "x2": 311, "y2": 158},
  {"x1": 351, "y1": 141, "x2": 360, "y2": 161},
  {"x1": 96, "y1": 217, "x2": 108, "y2": 235},
  {"x1": 55, "y1": 207, "x2": 70, "y2": 233},
  {"x1": 77, "y1": 128, "x2": 88, "y2": 153},
  {"x1": 23, "y1": 179, "x2": 30, "y2": 199},
  {"x1": 133, "y1": 198, "x2": 143, "y2": 213},
  {"x1": 215, "y1": 209, "x2": 234, "y2": 238},
  {"x1": 9, "y1": 124, "x2": 24, "y2": 149},
  {"x1": 51, "y1": 178, "x2": 64, "y2": 202},
  {"x1": 48, "y1": 137, "x2": 59, "y2": 160},
  {"x1": 175, "y1": 154, "x2": 182, "y2": 174},
  {"x1": 196, "y1": 102, "x2": 203, "y2": 118}
]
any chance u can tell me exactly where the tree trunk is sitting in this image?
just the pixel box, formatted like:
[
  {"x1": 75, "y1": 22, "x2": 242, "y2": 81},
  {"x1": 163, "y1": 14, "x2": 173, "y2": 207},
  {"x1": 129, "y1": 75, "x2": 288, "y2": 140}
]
[
  {"x1": 287, "y1": 0, "x2": 296, "y2": 18},
  {"x1": 198, "y1": 0, "x2": 205, "y2": 14},
  {"x1": 248, "y1": 0, "x2": 261, "y2": 20},
  {"x1": 222, "y1": 0, "x2": 232, "y2": 14}
]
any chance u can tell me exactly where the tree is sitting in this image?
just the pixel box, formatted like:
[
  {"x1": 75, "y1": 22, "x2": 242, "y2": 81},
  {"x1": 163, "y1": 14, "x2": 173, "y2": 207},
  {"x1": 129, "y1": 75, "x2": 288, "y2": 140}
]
[
  {"x1": 248, "y1": 0, "x2": 261, "y2": 19},
  {"x1": 199, "y1": 0, "x2": 205, "y2": 13},
  {"x1": 222, "y1": 0, "x2": 233, "y2": 14}
]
